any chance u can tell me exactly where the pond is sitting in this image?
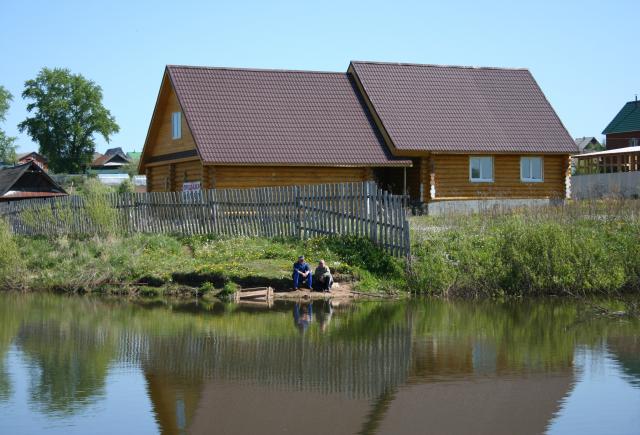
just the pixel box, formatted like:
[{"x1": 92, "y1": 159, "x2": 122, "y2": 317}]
[{"x1": 0, "y1": 293, "x2": 638, "y2": 435}]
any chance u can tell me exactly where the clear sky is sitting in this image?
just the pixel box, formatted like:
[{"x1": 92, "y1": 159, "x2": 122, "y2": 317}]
[{"x1": 1, "y1": 0, "x2": 638, "y2": 154}]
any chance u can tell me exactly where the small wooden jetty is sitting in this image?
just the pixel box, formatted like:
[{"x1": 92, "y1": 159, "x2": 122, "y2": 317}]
[{"x1": 233, "y1": 286, "x2": 274, "y2": 304}]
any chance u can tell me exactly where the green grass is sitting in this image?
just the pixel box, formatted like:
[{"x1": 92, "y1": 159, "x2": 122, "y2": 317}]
[
  {"x1": 409, "y1": 200, "x2": 640, "y2": 297},
  {"x1": 0, "y1": 223, "x2": 403, "y2": 294},
  {"x1": 3, "y1": 197, "x2": 640, "y2": 298}
]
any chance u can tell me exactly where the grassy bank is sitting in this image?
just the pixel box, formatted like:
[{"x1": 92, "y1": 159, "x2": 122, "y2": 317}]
[
  {"x1": 2, "y1": 198, "x2": 640, "y2": 298},
  {"x1": 0, "y1": 219, "x2": 404, "y2": 295},
  {"x1": 410, "y1": 200, "x2": 640, "y2": 297}
]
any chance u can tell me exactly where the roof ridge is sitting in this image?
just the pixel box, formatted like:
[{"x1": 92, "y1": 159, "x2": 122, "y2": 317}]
[
  {"x1": 167, "y1": 64, "x2": 345, "y2": 75},
  {"x1": 350, "y1": 60, "x2": 530, "y2": 71},
  {"x1": 603, "y1": 101, "x2": 639, "y2": 134}
]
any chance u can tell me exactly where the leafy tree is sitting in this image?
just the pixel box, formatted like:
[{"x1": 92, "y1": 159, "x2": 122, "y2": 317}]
[
  {"x1": 18, "y1": 68, "x2": 119, "y2": 173},
  {"x1": 0, "y1": 85, "x2": 17, "y2": 164},
  {"x1": 122, "y1": 155, "x2": 140, "y2": 177}
]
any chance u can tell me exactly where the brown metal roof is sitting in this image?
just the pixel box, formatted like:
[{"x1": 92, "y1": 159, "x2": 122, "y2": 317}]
[
  {"x1": 350, "y1": 61, "x2": 578, "y2": 154},
  {"x1": 0, "y1": 191, "x2": 68, "y2": 201},
  {"x1": 0, "y1": 161, "x2": 67, "y2": 199},
  {"x1": 166, "y1": 65, "x2": 410, "y2": 167}
]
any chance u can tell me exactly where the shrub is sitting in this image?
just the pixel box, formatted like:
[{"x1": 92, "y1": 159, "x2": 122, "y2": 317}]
[
  {"x1": 0, "y1": 219, "x2": 22, "y2": 289},
  {"x1": 219, "y1": 281, "x2": 239, "y2": 299},
  {"x1": 410, "y1": 213, "x2": 638, "y2": 297},
  {"x1": 82, "y1": 179, "x2": 118, "y2": 236},
  {"x1": 117, "y1": 179, "x2": 134, "y2": 194}
]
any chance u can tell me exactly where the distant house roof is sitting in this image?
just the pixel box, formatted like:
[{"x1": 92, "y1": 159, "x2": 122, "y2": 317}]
[
  {"x1": 105, "y1": 147, "x2": 126, "y2": 157},
  {"x1": 349, "y1": 61, "x2": 578, "y2": 154},
  {"x1": 0, "y1": 162, "x2": 67, "y2": 201},
  {"x1": 165, "y1": 65, "x2": 410, "y2": 167},
  {"x1": 127, "y1": 151, "x2": 141, "y2": 160},
  {"x1": 574, "y1": 145, "x2": 640, "y2": 158},
  {"x1": 91, "y1": 147, "x2": 131, "y2": 168},
  {"x1": 17, "y1": 151, "x2": 48, "y2": 163},
  {"x1": 602, "y1": 100, "x2": 640, "y2": 135},
  {"x1": 574, "y1": 136, "x2": 603, "y2": 152}
]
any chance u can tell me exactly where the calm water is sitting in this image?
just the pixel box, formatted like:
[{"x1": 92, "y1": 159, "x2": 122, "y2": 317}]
[{"x1": 0, "y1": 294, "x2": 638, "y2": 435}]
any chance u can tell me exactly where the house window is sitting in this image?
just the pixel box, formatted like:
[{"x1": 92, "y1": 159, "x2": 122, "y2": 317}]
[
  {"x1": 172, "y1": 112, "x2": 182, "y2": 140},
  {"x1": 521, "y1": 156, "x2": 543, "y2": 182},
  {"x1": 469, "y1": 156, "x2": 494, "y2": 182}
]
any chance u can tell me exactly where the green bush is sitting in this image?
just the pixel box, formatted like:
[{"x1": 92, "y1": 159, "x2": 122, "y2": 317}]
[
  {"x1": 219, "y1": 281, "x2": 239, "y2": 299},
  {"x1": 0, "y1": 219, "x2": 22, "y2": 289},
  {"x1": 410, "y1": 215, "x2": 638, "y2": 297},
  {"x1": 117, "y1": 179, "x2": 134, "y2": 194},
  {"x1": 82, "y1": 179, "x2": 118, "y2": 236}
]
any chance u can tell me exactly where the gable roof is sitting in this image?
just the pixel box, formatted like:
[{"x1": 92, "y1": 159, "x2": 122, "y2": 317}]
[
  {"x1": 350, "y1": 61, "x2": 577, "y2": 154},
  {"x1": 92, "y1": 148, "x2": 131, "y2": 167},
  {"x1": 602, "y1": 100, "x2": 640, "y2": 135},
  {"x1": 574, "y1": 136, "x2": 602, "y2": 152},
  {"x1": 0, "y1": 162, "x2": 67, "y2": 199},
  {"x1": 165, "y1": 65, "x2": 410, "y2": 167},
  {"x1": 105, "y1": 147, "x2": 127, "y2": 157},
  {"x1": 17, "y1": 151, "x2": 48, "y2": 163}
]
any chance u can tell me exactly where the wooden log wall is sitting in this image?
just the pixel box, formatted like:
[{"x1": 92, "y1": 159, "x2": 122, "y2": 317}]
[
  {"x1": 0, "y1": 181, "x2": 410, "y2": 257},
  {"x1": 430, "y1": 154, "x2": 567, "y2": 199}
]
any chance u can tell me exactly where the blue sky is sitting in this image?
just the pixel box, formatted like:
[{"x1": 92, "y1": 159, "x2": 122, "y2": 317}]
[{"x1": 1, "y1": 0, "x2": 638, "y2": 154}]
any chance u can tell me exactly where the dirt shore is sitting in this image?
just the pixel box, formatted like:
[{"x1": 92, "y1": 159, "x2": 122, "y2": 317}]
[{"x1": 274, "y1": 281, "x2": 356, "y2": 300}]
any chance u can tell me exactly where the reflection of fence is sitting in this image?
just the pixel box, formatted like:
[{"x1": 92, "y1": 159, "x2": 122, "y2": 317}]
[
  {"x1": 0, "y1": 181, "x2": 410, "y2": 256},
  {"x1": 139, "y1": 324, "x2": 413, "y2": 400}
]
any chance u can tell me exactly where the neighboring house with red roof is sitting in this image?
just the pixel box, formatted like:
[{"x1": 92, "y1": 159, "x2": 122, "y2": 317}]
[
  {"x1": 17, "y1": 152, "x2": 48, "y2": 171},
  {"x1": 0, "y1": 161, "x2": 67, "y2": 202},
  {"x1": 90, "y1": 147, "x2": 132, "y2": 173},
  {"x1": 139, "y1": 61, "x2": 577, "y2": 208},
  {"x1": 602, "y1": 98, "x2": 640, "y2": 150}
]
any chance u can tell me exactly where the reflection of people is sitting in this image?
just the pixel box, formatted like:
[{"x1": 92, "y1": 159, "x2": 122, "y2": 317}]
[
  {"x1": 312, "y1": 260, "x2": 333, "y2": 292},
  {"x1": 292, "y1": 256, "x2": 312, "y2": 290},
  {"x1": 318, "y1": 299, "x2": 334, "y2": 333},
  {"x1": 293, "y1": 302, "x2": 313, "y2": 334}
]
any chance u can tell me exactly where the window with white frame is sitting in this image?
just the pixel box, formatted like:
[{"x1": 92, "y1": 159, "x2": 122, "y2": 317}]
[
  {"x1": 469, "y1": 156, "x2": 494, "y2": 182},
  {"x1": 172, "y1": 112, "x2": 182, "y2": 140},
  {"x1": 520, "y1": 156, "x2": 543, "y2": 182}
]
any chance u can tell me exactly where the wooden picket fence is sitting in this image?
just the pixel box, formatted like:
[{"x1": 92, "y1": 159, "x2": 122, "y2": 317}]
[{"x1": 0, "y1": 182, "x2": 410, "y2": 256}]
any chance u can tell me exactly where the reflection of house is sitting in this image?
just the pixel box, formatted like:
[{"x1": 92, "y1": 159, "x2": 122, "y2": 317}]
[
  {"x1": 603, "y1": 98, "x2": 640, "y2": 150},
  {"x1": 140, "y1": 314, "x2": 574, "y2": 435},
  {"x1": 90, "y1": 147, "x2": 131, "y2": 173},
  {"x1": 0, "y1": 161, "x2": 67, "y2": 202},
  {"x1": 17, "y1": 152, "x2": 48, "y2": 171},
  {"x1": 574, "y1": 137, "x2": 603, "y2": 153}
]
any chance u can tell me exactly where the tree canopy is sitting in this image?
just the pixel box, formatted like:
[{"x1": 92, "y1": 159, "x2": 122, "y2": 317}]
[
  {"x1": 18, "y1": 68, "x2": 119, "y2": 173},
  {"x1": 0, "y1": 85, "x2": 17, "y2": 164}
]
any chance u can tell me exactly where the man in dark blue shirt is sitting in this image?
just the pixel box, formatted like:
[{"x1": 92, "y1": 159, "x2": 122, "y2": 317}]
[{"x1": 292, "y1": 255, "x2": 312, "y2": 290}]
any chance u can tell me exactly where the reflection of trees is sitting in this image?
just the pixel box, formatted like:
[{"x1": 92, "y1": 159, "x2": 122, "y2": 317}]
[
  {"x1": 17, "y1": 320, "x2": 115, "y2": 415},
  {"x1": 0, "y1": 293, "x2": 29, "y2": 402},
  {"x1": 0, "y1": 292, "x2": 638, "y2": 431},
  {"x1": 607, "y1": 336, "x2": 640, "y2": 387}
]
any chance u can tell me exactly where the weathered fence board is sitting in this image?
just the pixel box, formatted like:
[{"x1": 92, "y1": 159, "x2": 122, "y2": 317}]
[{"x1": 0, "y1": 181, "x2": 410, "y2": 256}]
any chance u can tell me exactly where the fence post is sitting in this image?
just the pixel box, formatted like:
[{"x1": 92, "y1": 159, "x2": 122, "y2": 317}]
[
  {"x1": 368, "y1": 182, "x2": 378, "y2": 244},
  {"x1": 296, "y1": 186, "x2": 303, "y2": 239}
]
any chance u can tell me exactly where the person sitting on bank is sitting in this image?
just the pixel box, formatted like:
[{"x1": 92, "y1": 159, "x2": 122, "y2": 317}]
[
  {"x1": 293, "y1": 255, "x2": 312, "y2": 290},
  {"x1": 312, "y1": 260, "x2": 333, "y2": 292}
]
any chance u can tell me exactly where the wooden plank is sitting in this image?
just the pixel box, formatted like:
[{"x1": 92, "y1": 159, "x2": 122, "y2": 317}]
[{"x1": 236, "y1": 289, "x2": 272, "y2": 299}]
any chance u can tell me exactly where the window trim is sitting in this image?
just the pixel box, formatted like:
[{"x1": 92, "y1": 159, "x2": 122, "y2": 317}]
[
  {"x1": 469, "y1": 156, "x2": 494, "y2": 183},
  {"x1": 520, "y1": 156, "x2": 544, "y2": 183},
  {"x1": 171, "y1": 112, "x2": 182, "y2": 140}
]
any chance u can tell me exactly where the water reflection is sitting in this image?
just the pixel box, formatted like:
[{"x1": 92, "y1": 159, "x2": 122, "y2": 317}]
[
  {"x1": 0, "y1": 293, "x2": 637, "y2": 435},
  {"x1": 292, "y1": 300, "x2": 335, "y2": 334}
]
